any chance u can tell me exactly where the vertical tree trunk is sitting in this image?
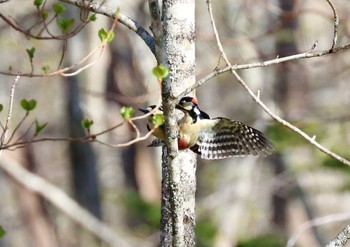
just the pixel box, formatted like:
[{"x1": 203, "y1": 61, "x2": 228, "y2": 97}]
[{"x1": 151, "y1": 0, "x2": 197, "y2": 246}]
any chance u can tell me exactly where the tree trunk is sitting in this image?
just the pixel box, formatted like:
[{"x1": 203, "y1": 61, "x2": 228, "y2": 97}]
[{"x1": 150, "y1": 0, "x2": 197, "y2": 246}]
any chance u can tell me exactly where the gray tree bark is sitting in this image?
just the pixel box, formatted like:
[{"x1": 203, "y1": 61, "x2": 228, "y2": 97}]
[{"x1": 149, "y1": 0, "x2": 197, "y2": 246}]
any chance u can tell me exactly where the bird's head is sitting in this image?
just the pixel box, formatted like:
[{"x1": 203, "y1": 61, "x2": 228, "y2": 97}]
[{"x1": 176, "y1": 97, "x2": 210, "y2": 122}]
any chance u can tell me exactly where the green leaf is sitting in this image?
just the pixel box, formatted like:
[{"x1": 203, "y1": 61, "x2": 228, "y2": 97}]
[
  {"x1": 26, "y1": 47, "x2": 36, "y2": 60},
  {"x1": 0, "y1": 226, "x2": 5, "y2": 239},
  {"x1": 57, "y1": 18, "x2": 75, "y2": 33},
  {"x1": 20, "y1": 99, "x2": 37, "y2": 112},
  {"x1": 42, "y1": 65, "x2": 50, "y2": 73},
  {"x1": 120, "y1": 106, "x2": 135, "y2": 120},
  {"x1": 152, "y1": 65, "x2": 168, "y2": 79},
  {"x1": 152, "y1": 114, "x2": 164, "y2": 127},
  {"x1": 106, "y1": 31, "x2": 115, "y2": 43},
  {"x1": 98, "y1": 28, "x2": 108, "y2": 42},
  {"x1": 0, "y1": 104, "x2": 3, "y2": 112},
  {"x1": 34, "y1": 119, "x2": 47, "y2": 136},
  {"x1": 41, "y1": 10, "x2": 48, "y2": 20},
  {"x1": 81, "y1": 118, "x2": 94, "y2": 129},
  {"x1": 89, "y1": 14, "x2": 97, "y2": 22},
  {"x1": 98, "y1": 28, "x2": 114, "y2": 43},
  {"x1": 53, "y1": 3, "x2": 65, "y2": 15},
  {"x1": 34, "y1": 0, "x2": 43, "y2": 7}
]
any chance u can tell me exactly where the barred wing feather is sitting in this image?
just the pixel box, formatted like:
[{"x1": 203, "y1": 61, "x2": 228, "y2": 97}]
[{"x1": 197, "y1": 118, "x2": 273, "y2": 160}]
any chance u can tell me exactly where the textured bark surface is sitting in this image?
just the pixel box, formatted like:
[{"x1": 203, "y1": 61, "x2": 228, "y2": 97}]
[{"x1": 151, "y1": 0, "x2": 197, "y2": 246}]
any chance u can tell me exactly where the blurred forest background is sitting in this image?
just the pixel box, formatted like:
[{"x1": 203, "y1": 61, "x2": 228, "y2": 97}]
[{"x1": 0, "y1": 0, "x2": 350, "y2": 246}]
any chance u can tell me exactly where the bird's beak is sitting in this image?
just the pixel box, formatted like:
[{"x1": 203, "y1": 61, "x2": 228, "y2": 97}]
[{"x1": 139, "y1": 108, "x2": 149, "y2": 114}]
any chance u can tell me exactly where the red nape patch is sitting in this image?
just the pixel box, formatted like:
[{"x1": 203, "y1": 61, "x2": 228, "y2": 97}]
[
  {"x1": 191, "y1": 97, "x2": 198, "y2": 105},
  {"x1": 178, "y1": 139, "x2": 189, "y2": 150}
]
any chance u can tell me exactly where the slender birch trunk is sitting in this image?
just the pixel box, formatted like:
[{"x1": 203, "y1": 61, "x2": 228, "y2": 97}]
[{"x1": 149, "y1": 0, "x2": 197, "y2": 246}]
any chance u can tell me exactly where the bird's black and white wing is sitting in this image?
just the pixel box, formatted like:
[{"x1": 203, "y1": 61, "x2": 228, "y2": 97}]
[{"x1": 196, "y1": 118, "x2": 273, "y2": 160}]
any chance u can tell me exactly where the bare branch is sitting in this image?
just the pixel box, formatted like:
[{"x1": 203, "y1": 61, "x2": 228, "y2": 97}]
[
  {"x1": 285, "y1": 212, "x2": 350, "y2": 247},
  {"x1": 325, "y1": 0, "x2": 339, "y2": 51},
  {"x1": 0, "y1": 155, "x2": 129, "y2": 247},
  {"x1": 0, "y1": 75, "x2": 20, "y2": 145},
  {"x1": 0, "y1": 13, "x2": 87, "y2": 40},
  {"x1": 60, "y1": 0, "x2": 156, "y2": 55},
  {"x1": 232, "y1": 70, "x2": 350, "y2": 166},
  {"x1": 177, "y1": 42, "x2": 350, "y2": 99},
  {"x1": 203, "y1": 0, "x2": 350, "y2": 167},
  {"x1": 176, "y1": 0, "x2": 346, "y2": 99},
  {"x1": 325, "y1": 224, "x2": 350, "y2": 247}
]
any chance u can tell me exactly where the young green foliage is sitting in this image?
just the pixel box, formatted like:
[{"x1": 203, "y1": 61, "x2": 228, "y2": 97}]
[
  {"x1": 42, "y1": 65, "x2": 50, "y2": 73},
  {"x1": 34, "y1": 0, "x2": 43, "y2": 8},
  {"x1": 57, "y1": 18, "x2": 75, "y2": 33},
  {"x1": 89, "y1": 14, "x2": 97, "y2": 22},
  {"x1": 0, "y1": 104, "x2": 3, "y2": 112},
  {"x1": 152, "y1": 65, "x2": 168, "y2": 79},
  {"x1": 98, "y1": 28, "x2": 115, "y2": 43},
  {"x1": 20, "y1": 99, "x2": 37, "y2": 112},
  {"x1": 120, "y1": 106, "x2": 135, "y2": 120},
  {"x1": 26, "y1": 47, "x2": 36, "y2": 60},
  {"x1": 53, "y1": 3, "x2": 65, "y2": 15},
  {"x1": 34, "y1": 119, "x2": 47, "y2": 136},
  {"x1": 81, "y1": 118, "x2": 94, "y2": 129},
  {"x1": 41, "y1": 10, "x2": 48, "y2": 20},
  {"x1": 152, "y1": 114, "x2": 164, "y2": 127}
]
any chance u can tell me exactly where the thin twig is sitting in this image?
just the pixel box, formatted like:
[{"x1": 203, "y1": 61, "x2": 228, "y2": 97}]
[
  {"x1": 61, "y1": 14, "x2": 119, "y2": 76},
  {"x1": 325, "y1": 0, "x2": 339, "y2": 51},
  {"x1": 2, "y1": 87, "x2": 162, "y2": 150},
  {"x1": 285, "y1": 212, "x2": 350, "y2": 247},
  {"x1": 95, "y1": 126, "x2": 157, "y2": 148},
  {"x1": 60, "y1": 0, "x2": 156, "y2": 55},
  {"x1": 1, "y1": 75, "x2": 20, "y2": 145},
  {"x1": 95, "y1": 89, "x2": 163, "y2": 148},
  {"x1": 205, "y1": 0, "x2": 350, "y2": 166},
  {"x1": 176, "y1": 42, "x2": 350, "y2": 99},
  {"x1": 232, "y1": 70, "x2": 350, "y2": 166},
  {"x1": 6, "y1": 112, "x2": 29, "y2": 144}
]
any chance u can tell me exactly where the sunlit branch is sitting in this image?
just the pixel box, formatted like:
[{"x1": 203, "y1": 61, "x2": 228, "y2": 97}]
[
  {"x1": 0, "y1": 75, "x2": 20, "y2": 146},
  {"x1": 60, "y1": 0, "x2": 156, "y2": 55},
  {"x1": 204, "y1": 0, "x2": 350, "y2": 167},
  {"x1": 286, "y1": 212, "x2": 350, "y2": 247},
  {"x1": 0, "y1": 155, "x2": 129, "y2": 247}
]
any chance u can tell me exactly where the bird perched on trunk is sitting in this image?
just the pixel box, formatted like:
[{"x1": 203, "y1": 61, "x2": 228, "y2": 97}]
[{"x1": 140, "y1": 97, "x2": 273, "y2": 159}]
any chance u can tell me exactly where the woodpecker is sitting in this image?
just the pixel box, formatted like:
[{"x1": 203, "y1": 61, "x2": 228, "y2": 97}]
[
  {"x1": 139, "y1": 104, "x2": 208, "y2": 151},
  {"x1": 175, "y1": 97, "x2": 273, "y2": 159},
  {"x1": 140, "y1": 97, "x2": 273, "y2": 159}
]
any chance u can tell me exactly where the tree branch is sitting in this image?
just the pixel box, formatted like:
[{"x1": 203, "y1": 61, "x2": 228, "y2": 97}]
[
  {"x1": 60, "y1": 0, "x2": 156, "y2": 56},
  {"x1": 0, "y1": 155, "x2": 129, "y2": 247},
  {"x1": 177, "y1": 0, "x2": 346, "y2": 99},
  {"x1": 0, "y1": 75, "x2": 20, "y2": 146},
  {"x1": 325, "y1": 224, "x2": 350, "y2": 247},
  {"x1": 325, "y1": 0, "x2": 339, "y2": 51},
  {"x1": 285, "y1": 212, "x2": 350, "y2": 247},
  {"x1": 179, "y1": 0, "x2": 350, "y2": 168},
  {"x1": 177, "y1": 41, "x2": 350, "y2": 99}
]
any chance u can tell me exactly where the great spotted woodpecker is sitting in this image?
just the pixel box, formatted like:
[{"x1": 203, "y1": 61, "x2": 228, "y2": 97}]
[
  {"x1": 176, "y1": 97, "x2": 273, "y2": 159},
  {"x1": 140, "y1": 97, "x2": 273, "y2": 159}
]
